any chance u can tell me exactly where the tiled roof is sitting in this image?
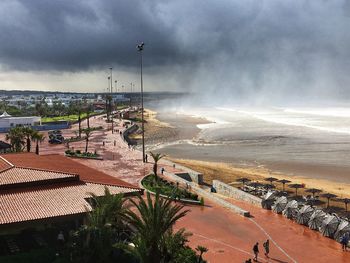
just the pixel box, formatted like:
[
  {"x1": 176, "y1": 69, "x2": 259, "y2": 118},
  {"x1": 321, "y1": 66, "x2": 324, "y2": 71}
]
[
  {"x1": 0, "y1": 153, "x2": 142, "y2": 225},
  {"x1": 0, "y1": 167, "x2": 78, "y2": 187},
  {"x1": 0, "y1": 182, "x2": 137, "y2": 225},
  {"x1": 0, "y1": 157, "x2": 12, "y2": 172},
  {"x1": 1, "y1": 153, "x2": 139, "y2": 189}
]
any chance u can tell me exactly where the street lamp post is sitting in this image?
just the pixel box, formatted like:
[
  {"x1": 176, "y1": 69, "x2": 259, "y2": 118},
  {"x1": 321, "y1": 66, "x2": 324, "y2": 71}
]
[
  {"x1": 109, "y1": 67, "x2": 114, "y2": 133},
  {"x1": 137, "y1": 42, "x2": 145, "y2": 163},
  {"x1": 115, "y1": 80, "x2": 118, "y2": 118}
]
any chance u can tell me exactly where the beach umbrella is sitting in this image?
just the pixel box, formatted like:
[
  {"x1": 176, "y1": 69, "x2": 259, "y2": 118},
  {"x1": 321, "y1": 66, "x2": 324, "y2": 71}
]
[
  {"x1": 263, "y1": 191, "x2": 276, "y2": 201},
  {"x1": 236, "y1": 177, "x2": 251, "y2": 188},
  {"x1": 334, "y1": 219, "x2": 350, "y2": 242},
  {"x1": 289, "y1": 183, "x2": 304, "y2": 196},
  {"x1": 277, "y1": 179, "x2": 291, "y2": 192},
  {"x1": 305, "y1": 188, "x2": 322, "y2": 198},
  {"x1": 337, "y1": 198, "x2": 350, "y2": 212},
  {"x1": 296, "y1": 205, "x2": 314, "y2": 225},
  {"x1": 261, "y1": 191, "x2": 276, "y2": 209},
  {"x1": 272, "y1": 196, "x2": 288, "y2": 214},
  {"x1": 320, "y1": 214, "x2": 341, "y2": 238},
  {"x1": 265, "y1": 177, "x2": 278, "y2": 186},
  {"x1": 308, "y1": 209, "x2": 327, "y2": 230},
  {"x1": 283, "y1": 200, "x2": 298, "y2": 219},
  {"x1": 321, "y1": 193, "x2": 338, "y2": 208}
]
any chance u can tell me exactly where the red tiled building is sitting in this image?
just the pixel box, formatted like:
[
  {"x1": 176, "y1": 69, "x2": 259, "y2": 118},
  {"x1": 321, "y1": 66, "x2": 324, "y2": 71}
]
[{"x1": 0, "y1": 153, "x2": 142, "y2": 231}]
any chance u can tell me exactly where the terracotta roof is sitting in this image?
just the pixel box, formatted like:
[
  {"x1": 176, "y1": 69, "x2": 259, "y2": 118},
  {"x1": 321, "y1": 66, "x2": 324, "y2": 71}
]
[
  {"x1": 0, "y1": 182, "x2": 137, "y2": 225},
  {"x1": 0, "y1": 157, "x2": 13, "y2": 172},
  {"x1": 0, "y1": 153, "x2": 138, "y2": 189},
  {"x1": 0, "y1": 167, "x2": 78, "y2": 187}
]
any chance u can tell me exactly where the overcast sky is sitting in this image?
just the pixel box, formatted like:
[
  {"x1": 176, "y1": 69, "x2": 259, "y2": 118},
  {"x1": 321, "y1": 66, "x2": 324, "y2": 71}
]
[{"x1": 0, "y1": 0, "x2": 350, "y2": 104}]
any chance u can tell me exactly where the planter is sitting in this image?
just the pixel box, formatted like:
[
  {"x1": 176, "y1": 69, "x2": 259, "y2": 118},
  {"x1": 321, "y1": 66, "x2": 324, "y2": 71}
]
[
  {"x1": 65, "y1": 154, "x2": 103, "y2": 160},
  {"x1": 140, "y1": 175, "x2": 202, "y2": 205}
]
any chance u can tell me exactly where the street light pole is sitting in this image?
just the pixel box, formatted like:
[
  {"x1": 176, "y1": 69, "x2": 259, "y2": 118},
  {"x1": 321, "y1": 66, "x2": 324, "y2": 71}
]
[
  {"x1": 109, "y1": 67, "x2": 113, "y2": 93},
  {"x1": 115, "y1": 80, "x2": 118, "y2": 117},
  {"x1": 137, "y1": 42, "x2": 145, "y2": 163},
  {"x1": 109, "y1": 67, "x2": 113, "y2": 132}
]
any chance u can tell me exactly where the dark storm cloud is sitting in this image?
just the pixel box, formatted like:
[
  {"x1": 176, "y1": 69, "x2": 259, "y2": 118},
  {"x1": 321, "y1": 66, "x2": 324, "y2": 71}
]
[{"x1": 0, "y1": 0, "x2": 350, "y2": 102}]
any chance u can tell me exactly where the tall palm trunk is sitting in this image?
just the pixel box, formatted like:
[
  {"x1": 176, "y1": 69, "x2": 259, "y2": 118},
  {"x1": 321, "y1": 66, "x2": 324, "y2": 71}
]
[
  {"x1": 85, "y1": 137, "x2": 89, "y2": 153},
  {"x1": 78, "y1": 113, "x2": 81, "y2": 137},
  {"x1": 87, "y1": 112, "x2": 90, "y2": 129},
  {"x1": 36, "y1": 141, "x2": 39, "y2": 155},
  {"x1": 26, "y1": 137, "x2": 31, "y2": 152}
]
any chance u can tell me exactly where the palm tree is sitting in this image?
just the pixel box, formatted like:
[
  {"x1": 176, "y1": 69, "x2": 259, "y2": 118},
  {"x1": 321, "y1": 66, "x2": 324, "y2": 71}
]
[
  {"x1": 77, "y1": 103, "x2": 83, "y2": 138},
  {"x1": 70, "y1": 188, "x2": 126, "y2": 262},
  {"x1": 83, "y1": 128, "x2": 93, "y2": 153},
  {"x1": 88, "y1": 188, "x2": 127, "y2": 230},
  {"x1": 196, "y1": 245, "x2": 208, "y2": 263},
  {"x1": 22, "y1": 127, "x2": 35, "y2": 152},
  {"x1": 106, "y1": 95, "x2": 113, "y2": 122},
  {"x1": 124, "y1": 192, "x2": 189, "y2": 263},
  {"x1": 32, "y1": 132, "x2": 45, "y2": 155},
  {"x1": 5, "y1": 127, "x2": 25, "y2": 152},
  {"x1": 150, "y1": 152, "x2": 165, "y2": 180}
]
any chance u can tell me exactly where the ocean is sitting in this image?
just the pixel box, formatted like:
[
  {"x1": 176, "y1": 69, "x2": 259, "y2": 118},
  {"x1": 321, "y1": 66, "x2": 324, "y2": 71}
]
[{"x1": 150, "y1": 104, "x2": 350, "y2": 184}]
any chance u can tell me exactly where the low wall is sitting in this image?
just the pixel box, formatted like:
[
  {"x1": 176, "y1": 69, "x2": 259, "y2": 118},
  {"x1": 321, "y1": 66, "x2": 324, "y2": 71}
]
[
  {"x1": 162, "y1": 160, "x2": 204, "y2": 185},
  {"x1": 213, "y1": 180, "x2": 262, "y2": 207},
  {"x1": 122, "y1": 124, "x2": 139, "y2": 145},
  {"x1": 0, "y1": 123, "x2": 71, "y2": 133},
  {"x1": 164, "y1": 171, "x2": 250, "y2": 217}
]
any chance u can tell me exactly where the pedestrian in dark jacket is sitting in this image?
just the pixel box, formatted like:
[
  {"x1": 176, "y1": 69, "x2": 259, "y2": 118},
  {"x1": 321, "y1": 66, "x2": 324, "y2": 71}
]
[
  {"x1": 263, "y1": 239, "x2": 270, "y2": 257},
  {"x1": 253, "y1": 242, "x2": 259, "y2": 262}
]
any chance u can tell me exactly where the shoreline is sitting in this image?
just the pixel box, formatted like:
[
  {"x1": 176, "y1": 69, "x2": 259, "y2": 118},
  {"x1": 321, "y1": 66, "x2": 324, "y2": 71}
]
[{"x1": 144, "y1": 108, "x2": 350, "y2": 200}]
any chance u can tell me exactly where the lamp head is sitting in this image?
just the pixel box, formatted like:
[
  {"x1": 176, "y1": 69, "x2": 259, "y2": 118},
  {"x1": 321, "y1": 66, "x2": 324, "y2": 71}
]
[{"x1": 137, "y1": 42, "x2": 145, "y2": 51}]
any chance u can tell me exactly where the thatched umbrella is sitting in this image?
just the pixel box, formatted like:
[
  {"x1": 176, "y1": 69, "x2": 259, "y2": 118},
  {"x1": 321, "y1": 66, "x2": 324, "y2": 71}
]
[
  {"x1": 277, "y1": 179, "x2": 291, "y2": 192},
  {"x1": 283, "y1": 200, "x2": 298, "y2": 219},
  {"x1": 261, "y1": 191, "x2": 277, "y2": 210},
  {"x1": 337, "y1": 198, "x2": 350, "y2": 212},
  {"x1": 272, "y1": 196, "x2": 288, "y2": 214},
  {"x1": 236, "y1": 177, "x2": 251, "y2": 188},
  {"x1": 308, "y1": 209, "x2": 327, "y2": 230},
  {"x1": 321, "y1": 193, "x2": 338, "y2": 208},
  {"x1": 305, "y1": 188, "x2": 322, "y2": 198},
  {"x1": 319, "y1": 214, "x2": 341, "y2": 238},
  {"x1": 265, "y1": 177, "x2": 278, "y2": 186},
  {"x1": 289, "y1": 183, "x2": 304, "y2": 196},
  {"x1": 296, "y1": 205, "x2": 314, "y2": 225},
  {"x1": 334, "y1": 219, "x2": 350, "y2": 242}
]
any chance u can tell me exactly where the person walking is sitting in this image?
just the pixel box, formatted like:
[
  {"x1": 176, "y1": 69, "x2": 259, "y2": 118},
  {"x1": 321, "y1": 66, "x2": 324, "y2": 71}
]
[
  {"x1": 253, "y1": 242, "x2": 259, "y2": 262},
  {"x1": 263, "y1": 239, "x2": 270, "y2": 257},
  {"x1": 341, "y1": 232, "x2": 349, "y2": 251}
]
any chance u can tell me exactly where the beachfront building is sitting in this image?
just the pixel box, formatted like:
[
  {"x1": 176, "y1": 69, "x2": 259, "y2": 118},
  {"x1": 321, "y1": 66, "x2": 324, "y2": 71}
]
[
  {"x1": 0, "y1": 111, "x2": 41, "y2": 129},
  {"x1": 0, "y1": 153, "x2": 142, "y2": 233}
]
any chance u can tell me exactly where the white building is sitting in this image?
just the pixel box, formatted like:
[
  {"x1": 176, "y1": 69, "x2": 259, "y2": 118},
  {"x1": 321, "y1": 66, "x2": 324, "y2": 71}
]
[{"x1": 0, "y1": 112, "x2": 41, "y2": 129}]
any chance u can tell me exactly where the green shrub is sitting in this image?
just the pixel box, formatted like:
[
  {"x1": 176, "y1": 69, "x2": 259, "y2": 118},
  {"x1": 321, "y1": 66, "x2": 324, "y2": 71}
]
[
  {"x1": 200, "y1": 197, "x2": 205, "y2": 206},
  {"x1": 75, "y1": 150, "x2": 81, "y2": 154}
]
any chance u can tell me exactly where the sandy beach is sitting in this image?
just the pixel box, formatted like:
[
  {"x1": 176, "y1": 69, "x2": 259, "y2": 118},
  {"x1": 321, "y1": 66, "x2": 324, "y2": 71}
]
[{"x1": 144, "y1": 108, "x2": 350, "y2": 203}]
